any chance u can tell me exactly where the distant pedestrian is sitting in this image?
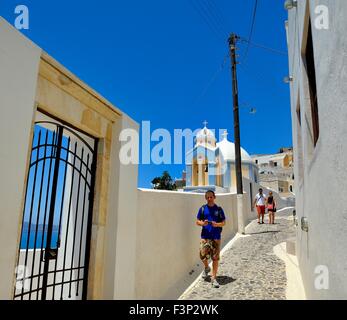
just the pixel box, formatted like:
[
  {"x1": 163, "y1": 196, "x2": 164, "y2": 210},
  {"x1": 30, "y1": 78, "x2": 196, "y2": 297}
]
[
  {"x1": 254, "y1": 188, "x2": 267, "y2": 224},
  {"x1": 266, "y1": 191, "x2": 277, "y2": 224},
  {"x1": 196, "y1": 190, "x2": 226, "y2": 288}
]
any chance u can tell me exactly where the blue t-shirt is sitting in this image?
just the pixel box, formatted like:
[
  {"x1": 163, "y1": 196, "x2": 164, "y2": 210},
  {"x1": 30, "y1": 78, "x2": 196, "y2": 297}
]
[{"x1": 197, "y1": 204, "x2": 226, "y2": 240}]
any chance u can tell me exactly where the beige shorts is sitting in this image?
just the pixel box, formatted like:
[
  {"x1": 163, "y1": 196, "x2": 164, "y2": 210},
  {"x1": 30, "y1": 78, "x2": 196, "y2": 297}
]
[{"x1": 199, "y1": 239, "x2": 221, "y2": 261}]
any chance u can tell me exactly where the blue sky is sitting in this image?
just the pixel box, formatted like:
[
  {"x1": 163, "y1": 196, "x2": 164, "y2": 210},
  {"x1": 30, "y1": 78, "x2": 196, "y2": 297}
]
[{"x1": 0, "y1": 0, "x2": 291, "y2": 188}]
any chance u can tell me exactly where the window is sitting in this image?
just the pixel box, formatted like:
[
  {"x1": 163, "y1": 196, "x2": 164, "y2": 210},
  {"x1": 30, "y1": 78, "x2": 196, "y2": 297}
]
[
  {"x1": 304, "y1": 20, "x2": 319, "y2": 146},
  {"x1": 255, "y1": 160, "x2": 258, "y2": 164},
  {"x1": 274, "y1": 162, "x2": 278, "y2": 167}
]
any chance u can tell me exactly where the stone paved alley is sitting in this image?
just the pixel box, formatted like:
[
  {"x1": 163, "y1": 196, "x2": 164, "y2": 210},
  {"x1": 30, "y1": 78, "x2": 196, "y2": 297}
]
[{"x1": 180, "y1": 208, "x2": 300, "y2": 300}]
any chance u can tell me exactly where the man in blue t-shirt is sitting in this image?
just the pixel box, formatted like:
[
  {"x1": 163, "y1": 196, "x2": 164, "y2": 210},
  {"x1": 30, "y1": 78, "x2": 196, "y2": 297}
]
[{"x1": 196, "y1": 190, "x2": 226, "y2": 288}]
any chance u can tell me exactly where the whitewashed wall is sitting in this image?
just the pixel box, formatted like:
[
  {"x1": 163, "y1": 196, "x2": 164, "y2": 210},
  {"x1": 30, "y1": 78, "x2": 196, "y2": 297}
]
[
  {"x1": 287, "y1": 0, "x2": 347, "y2": 299},
  {"x1": 104, "y1": 114, "x2": 139, "y2": 300},
  {"x1": 133, "y1": 180, "x2": 292, "y2": 299},
  {"x1": 0, "y1": 17, "x2": 41, "y2": 299},
  {"x1": 134, "y1": 189, "x2": 239, "y2": 299}
]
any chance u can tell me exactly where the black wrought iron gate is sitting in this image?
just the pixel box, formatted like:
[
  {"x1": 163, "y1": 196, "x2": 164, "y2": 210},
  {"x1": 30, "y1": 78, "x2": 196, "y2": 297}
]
[{"x1": 14, "y1": 121, "x2": 98, "y2": 300}]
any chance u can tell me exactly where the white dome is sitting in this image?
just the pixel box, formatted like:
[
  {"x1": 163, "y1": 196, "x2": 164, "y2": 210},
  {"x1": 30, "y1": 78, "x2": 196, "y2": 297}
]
[{"x1": 216, "y1": 132, "x2": 252, "y2": 162}]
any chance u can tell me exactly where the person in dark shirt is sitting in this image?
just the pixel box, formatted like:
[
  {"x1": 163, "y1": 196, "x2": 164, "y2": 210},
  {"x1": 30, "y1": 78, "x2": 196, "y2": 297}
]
[{"x1": 196, "y1": 190, "x2": 226, "y2": 288}]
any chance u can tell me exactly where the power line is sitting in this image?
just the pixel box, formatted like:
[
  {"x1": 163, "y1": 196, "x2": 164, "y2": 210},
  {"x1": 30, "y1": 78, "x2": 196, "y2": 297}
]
[
  {"x1": 189, "y1": 0, "x2": 225, "y2": 42},
  {"x1": 192, "y1": 53, "x2": 229, "y2": 106},
  {"x1": 208, "y1": 0, "x2": 230, "y2": 32},
  {"x1": 238, "y1": 62, "x2": 285, "y2": 106},
  {"x1": 240, "y1": 37, "x2": 288, "y2": 56},
  {"x1": 203, "y1": 0, "x2": 229, "y2": 38},
  {"x1": 242, "y1": 0, "x2": 258, "y2": 63},
  {"x1": 197, "y1": 0, "x2": 226, "y2": 38},
  {"x1": 239, "y1": 62, "x2": 276, "y2": 89}
]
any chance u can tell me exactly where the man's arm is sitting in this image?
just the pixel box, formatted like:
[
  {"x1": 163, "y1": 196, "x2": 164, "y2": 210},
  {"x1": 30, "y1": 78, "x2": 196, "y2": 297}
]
[
  {"x1": 196, "y1": 219, "x2": 208, "y2": 226},
  {"x1": 212, "y1": 220, "x2": 225, "y2": 227}
]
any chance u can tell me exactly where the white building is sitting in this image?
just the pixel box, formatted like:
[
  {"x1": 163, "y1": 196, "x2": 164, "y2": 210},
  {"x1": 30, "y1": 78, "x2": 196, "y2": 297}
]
[
  {"x1": 252, "y1": 149, "x2": 295, "y2": 195},
  {"x1": 184, "y1": 124, "x2": 259, "y2": 193},
  {"x1": 286, "y1": 0, "x2": 347, "y2": 299}
]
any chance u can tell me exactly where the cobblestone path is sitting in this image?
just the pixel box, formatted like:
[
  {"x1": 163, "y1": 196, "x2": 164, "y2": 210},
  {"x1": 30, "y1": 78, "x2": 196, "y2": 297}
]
[{"x1": 180, "y1": 210, "x2": 295, "y2": 300}]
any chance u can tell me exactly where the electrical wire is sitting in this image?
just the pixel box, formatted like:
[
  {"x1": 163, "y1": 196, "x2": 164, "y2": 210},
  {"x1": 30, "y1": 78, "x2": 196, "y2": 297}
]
[
  {"x1": 242, "y1": 0, "x2": 258, "y2": 63},
  {"x1": 208, "y1": 0, "x2": 230, "y2": 32},
  {"x1": 189, "y1": 0, "x2": 225, "y2": 42},
  {"x1": 203, "y1": 0, "x2": 230, "y2": 38},
  {"x1": 240, "y1": 37, "x2": 288, "y2": 56},
  {"x1": 238, "y1": 62, "x2": 285, "y2": 104},
  {"x1": 192, "y1": 53, "x2": 229, "y2": 106}
]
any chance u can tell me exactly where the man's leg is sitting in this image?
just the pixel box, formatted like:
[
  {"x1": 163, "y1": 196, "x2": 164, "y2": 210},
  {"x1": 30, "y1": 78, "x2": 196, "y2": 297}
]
[
  {"x1": 261, "y1": 206, "x2": 265, "y2": 223},
  {"x1": 256, "y1": 206, "x2": 260, "y2": 223},
  {"x1": 211, "y1": 240, "x2": 221, "y2": 287},
  {"x1": 200, "y1": 239, "x2": 211, "y2": 279},
  {"x1": 212, "y1": 260, "x2": 218, "y2": 279}
]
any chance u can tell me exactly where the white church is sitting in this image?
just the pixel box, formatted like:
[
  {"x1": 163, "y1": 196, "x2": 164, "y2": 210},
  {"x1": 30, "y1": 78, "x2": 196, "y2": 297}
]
[{"x1": 184, "y1": 123, "x2": 259, "y2": 193}]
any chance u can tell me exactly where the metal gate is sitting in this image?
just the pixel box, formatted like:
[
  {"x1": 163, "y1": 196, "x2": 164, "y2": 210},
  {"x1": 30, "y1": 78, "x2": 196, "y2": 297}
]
[{"x1": 14, "y1": 121, "x2": 98, "y2": 300}]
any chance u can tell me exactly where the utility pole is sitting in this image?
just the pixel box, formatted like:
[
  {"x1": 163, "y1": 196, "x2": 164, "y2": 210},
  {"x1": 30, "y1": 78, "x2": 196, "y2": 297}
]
[{"x1": 228, "y1": 33, "x2": 243, "y2": 195}]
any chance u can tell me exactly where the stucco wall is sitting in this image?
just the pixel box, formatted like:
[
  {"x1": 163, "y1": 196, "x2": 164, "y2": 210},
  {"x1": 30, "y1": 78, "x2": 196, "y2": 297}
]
[
  {"x1": 105, "y1": 114, "x2": 139, "y2": 299},
  {"x1": 135, "y1": 189, "x2": 239, "y2": 299},
  {"x1": 134, "y1": 183, "x2": 291, "y2": 300},
  {"x1": 0, "y1": 18, "x2": 42, "y2": 299},
  {"x1": 287, "y1": 0, "x2": 347, "y2": 299}
]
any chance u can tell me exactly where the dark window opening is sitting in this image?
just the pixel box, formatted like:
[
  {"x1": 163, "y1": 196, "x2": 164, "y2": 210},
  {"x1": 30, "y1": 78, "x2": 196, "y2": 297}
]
[
  {"x1": 305, "y1": 20, "x2": 319, "y2": 146},
  {"x1": 296, "y1": 104, "x2": 301, "y2": 126}
]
